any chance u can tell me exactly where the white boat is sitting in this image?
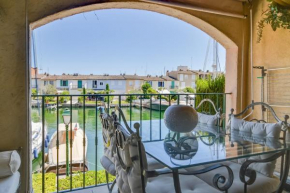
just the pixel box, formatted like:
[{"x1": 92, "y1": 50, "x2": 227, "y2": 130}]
[
  {"x1": 46, "y1": 123, "x2": 88, "y2": 175},
  {"x1": 31, "y1": 122, "x2": 48, "y2": 160}
]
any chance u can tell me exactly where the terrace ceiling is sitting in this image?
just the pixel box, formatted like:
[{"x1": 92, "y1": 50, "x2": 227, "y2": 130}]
[{"x1": 140, "y1": 0, "x2": 248, "y2": 16}]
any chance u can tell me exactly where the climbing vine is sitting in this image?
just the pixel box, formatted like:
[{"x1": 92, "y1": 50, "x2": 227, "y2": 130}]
[{"x1": 257, "y1": 0, "x2": 290, "y2": 43}]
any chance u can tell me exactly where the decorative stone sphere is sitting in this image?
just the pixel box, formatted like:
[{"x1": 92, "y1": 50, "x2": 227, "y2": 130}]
[{"x1": 164, "y1": 105, "x2": 198, "y2": 133}]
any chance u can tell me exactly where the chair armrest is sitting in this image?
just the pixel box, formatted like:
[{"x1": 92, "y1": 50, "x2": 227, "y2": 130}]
[
  {"x1": 239, "y1": 150, "x2": 285, "y2": 186},
  {"x1": 143, "y1": 168, "x2": 172, "y2": 178},
  {"x1": 179, "y1": 163, "x2": 234, "y2": 192}
]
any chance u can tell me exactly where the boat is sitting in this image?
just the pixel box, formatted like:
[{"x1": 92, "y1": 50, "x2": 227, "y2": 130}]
[
  {"x1": 31, "y1": 122, "x2": 48, "y2": 160},
  {"x1": 45, "y1": 123, "x2": 88, "y2": 175}
]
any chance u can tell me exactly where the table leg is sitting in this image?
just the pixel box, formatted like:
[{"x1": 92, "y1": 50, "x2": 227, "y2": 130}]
[
  {"x1": 173, "y1": 169, "x2": 182, "y2": 193},
  {"x1": 277, "y1": 150, "x2": 290, "y2": 193}
]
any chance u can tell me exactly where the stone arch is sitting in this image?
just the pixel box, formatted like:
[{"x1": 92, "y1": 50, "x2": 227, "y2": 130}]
[{"x1": 30, "y1": 1, "x2": 238, "y2": 111}]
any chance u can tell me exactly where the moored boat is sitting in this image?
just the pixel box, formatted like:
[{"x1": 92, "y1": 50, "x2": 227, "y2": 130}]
[
  {"x1": 45, "y1": 123, "x2": 88, "y2": 175},
  {"x1": 31, "y1": 122, "x2": 48, "y2": 160}
]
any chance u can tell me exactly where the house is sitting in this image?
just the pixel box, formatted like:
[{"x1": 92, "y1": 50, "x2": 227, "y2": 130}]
[
  {"x1": 40, "y1": 73, "x2": 127, "y2": 94},
  {"x1": 167, "y1": 66, "x2": 200, "y2": 89}
]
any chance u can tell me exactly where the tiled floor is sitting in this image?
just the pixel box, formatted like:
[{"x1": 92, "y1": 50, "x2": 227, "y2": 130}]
[{"x1": 71, "y1": 185, "x2": 118, "y2": 193}]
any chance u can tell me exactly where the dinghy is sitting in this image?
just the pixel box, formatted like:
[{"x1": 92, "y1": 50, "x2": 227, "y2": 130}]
[
  {"x1": 45, "y1": 123, "x2": 88, "y2": 175},
  {"x1": 31, "y1": 122, "x2": 48, "y2": 160}
]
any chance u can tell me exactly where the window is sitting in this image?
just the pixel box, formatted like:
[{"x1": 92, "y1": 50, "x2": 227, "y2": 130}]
[
  {"x1": 129, "y1": 81, "x2": 133, "y2": 86},
  {"x1": 147, "y1": 81, "x2": 152, "y2": 86},
  {"x1": 185, "y1": 75, "x2": 188, "y2": 79},
  {"x1": 100, "y1": 82, "x2": 104, "y2": 86},
  {"x1": 158, "y1": 81, "x2": 164, "y2": 87},
  {"x1": 192, "y1": 82, "x2": 196, "y2": 88},
  {"x1": 180, "y1": 74, "x2": 184, "y2": 81},
  {"x1": 118, "y1": 81, "x2": 122, "y2": 86},
  {"x1": 49, "y1": 81, "x2": 54, "y2": 85},
  {"x1": 61, "y1": 80, "x2": 68, "y2": 86},
  {"x1": 78, "y1": 80, "x2": 82, "y2": 88},
  {"x1": 44, "y1": 81, "x2": 47, "y2": 86},
  {"x1": 93, "y1": 80, "x2": 98, "y2": 88}
]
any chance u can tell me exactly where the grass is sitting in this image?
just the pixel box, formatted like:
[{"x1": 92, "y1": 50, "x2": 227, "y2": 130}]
[{"x1": 32, "y1": 170, "x2": 115, "y2": 193}]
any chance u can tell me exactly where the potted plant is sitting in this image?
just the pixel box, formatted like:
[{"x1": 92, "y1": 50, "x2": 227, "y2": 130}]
[{"x1": 257, "y1": 0, "x2": 290, "y2": 43}]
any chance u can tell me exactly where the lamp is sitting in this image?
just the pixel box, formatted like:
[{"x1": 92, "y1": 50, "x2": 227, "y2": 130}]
[
  {"x1": 62, "y1": 108, "x2": 70, "y2": 176},
  {"x1": 62, "y1": 108, "x2": 71, "y2": 126}
]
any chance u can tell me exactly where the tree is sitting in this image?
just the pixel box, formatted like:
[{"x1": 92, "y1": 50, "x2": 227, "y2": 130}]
[
  {"x1": 125, "y1": 89, "x2": 142, "y2": 103},
  {"x1": 141, "y1": 82, "x2": 151, "y2": 95},
  {"x1": 60, "y1": 90, "x2": 70, "y2": 103},
  {"x1": 195, "y1": 74, "x2": 225, "y2": 114},
  {"x1": 78, "y1": 88, "x2": 87, "y2": 103},
  {"x1": 31, "y1": 88, "x2": 37, "y2": 99},
  {"x1": 44, "y1": 85, "x2": 57, "y2": 102}
]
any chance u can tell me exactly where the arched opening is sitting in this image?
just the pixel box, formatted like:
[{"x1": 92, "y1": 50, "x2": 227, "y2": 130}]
[
  {"x1": 30, "y1": 1, "x2": 238, "y2": 110},
  {"x1": 29, "y1": 2, "x2": 238, "y2": 191}
]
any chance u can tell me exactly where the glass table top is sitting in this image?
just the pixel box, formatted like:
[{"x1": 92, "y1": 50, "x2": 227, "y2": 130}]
[{"x1": 144, "y1": 126, "x2": 289, "y2": 170}]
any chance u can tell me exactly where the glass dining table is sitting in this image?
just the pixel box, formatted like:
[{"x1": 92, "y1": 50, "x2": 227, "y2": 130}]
[{"x1": 143, "y1": 125, "x2": 290, "y2": 193}]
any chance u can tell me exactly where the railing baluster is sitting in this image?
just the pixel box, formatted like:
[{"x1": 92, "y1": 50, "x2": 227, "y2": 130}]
[
  {"x1": 223, "y1": 94, "x2": 226, "y2": 130},
  {"x1": 118, "y1": 95, "x2": 121, "y2": 122},
  {"x1": 107, "y1": 94, "x2": 110, "y2": 114},
  {"x1": 83, "y1": 95, "x2": 86, "y2": 188},
  {"x1": 150, "y1": 96, "x2": 152, "y2": 141},
  {"x1": 169, "y1": 94, "x2": 171, "y2": 106},
  {"x1": 42, "y1": 96, "x2": 45, "y2": 193},
  {"x1": 56, "y1": 96, "x2": 59, "y2": 192},
  {"x1": 140, "y1": 96, "x2": 142, "y2": 137},
  {"x1": 70, "y1": 96, "x2": 73, "y2": 190},
  {"x1": 95, "y1": 96, "x2": 98, "y2": 186},
  {"x1": 177, "y1": 95, "x2": 180, "y2": 105},
  {"x1": 159, "y1": 95, "x2": 162, "y2": 140},
  {"x1": 186, "y1": 94, "x2": 188, "y2": 105},
  {"x1": 130, "y1": 96, "x2": 132, "y2": 128}
]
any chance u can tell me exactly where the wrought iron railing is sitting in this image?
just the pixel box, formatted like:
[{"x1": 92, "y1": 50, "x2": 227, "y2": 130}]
[{"x1": 31, "y1": 93, "x2": 231, "y2": 193}]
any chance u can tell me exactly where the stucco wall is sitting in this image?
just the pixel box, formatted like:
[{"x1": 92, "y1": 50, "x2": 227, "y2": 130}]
[
  {"x1": 0, "y1": 0, "x2": 250, "y2": 192},
  {"x1": 250, "y1": 0, "x2": 290, "y2": 120}
]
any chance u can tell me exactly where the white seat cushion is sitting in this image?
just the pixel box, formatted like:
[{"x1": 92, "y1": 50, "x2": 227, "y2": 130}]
[
  {"x1": 187, "y1": 161, "x2": 280, "y2": 193},
  {"x1": 0, "y1": 171, "x2": 20, "y2": 193},
  {"x1": 146, "y1": 173, "x2": 221, "y2": 193}
]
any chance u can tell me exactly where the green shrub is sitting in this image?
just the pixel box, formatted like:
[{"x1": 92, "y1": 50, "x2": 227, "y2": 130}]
[
  {"x1": 32, "y1": 173, "x2": 56, "y2": 193},
  {"x1": 32, "y1": 170, "x2": 115, "y2": 193},
  {"x1": 60, "y1": 90, "x2": 70, "y2": 103},
  {"x1": 195, "y1": 74, "x2": 225, "y2": 114},
  {"x1": 183, "y1": 87, "x2": 195, "y2": 93}
]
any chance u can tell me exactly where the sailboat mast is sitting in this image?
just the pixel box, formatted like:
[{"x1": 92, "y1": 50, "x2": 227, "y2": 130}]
[
  {"x1": 32, "y1": 31, "x2": 41, "y2": 114},
  {"x1": 212, "y1": 39, "x2": 218, "y2": 79}
]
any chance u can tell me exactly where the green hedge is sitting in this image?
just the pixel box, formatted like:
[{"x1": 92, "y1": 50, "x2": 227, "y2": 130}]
[
  {"x1": 32, "y1": 170, "x2": 115, "y2": 193},
  {"x1": 195, "y1": 74, "x2": 225, "y2": 115}
]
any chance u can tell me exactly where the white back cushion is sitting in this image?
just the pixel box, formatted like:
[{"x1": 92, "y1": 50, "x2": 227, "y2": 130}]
[
  {"x1": 230, "y1": 115, "x2": 282, "y2": 139},
  {"x1": 114, "y1": 126, "x2": 148, "y2": 193},
  {"x1": 197, "y1": 112, "x2": 219, "y2": 126},
  {"x1": 230, "y1": 116, "x2": 282, "y2": 177},
  {"x1": 0, "y1": 151, "x2": 21, "y2": 178}
]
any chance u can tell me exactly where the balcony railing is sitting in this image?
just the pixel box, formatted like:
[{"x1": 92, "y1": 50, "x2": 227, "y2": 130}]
[{"x1": 31, "y1": 93, "x2": 231, "y2": 193}]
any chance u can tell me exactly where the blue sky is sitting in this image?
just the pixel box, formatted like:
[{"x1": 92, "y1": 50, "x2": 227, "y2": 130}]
[{"x1": 32, "y1": 9, "x2": 226, "y2": 76}]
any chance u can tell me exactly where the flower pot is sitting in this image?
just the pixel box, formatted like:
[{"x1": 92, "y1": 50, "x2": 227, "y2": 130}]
[{"x1": 164, "y1": 105, "x2": 198, "y2": 133}]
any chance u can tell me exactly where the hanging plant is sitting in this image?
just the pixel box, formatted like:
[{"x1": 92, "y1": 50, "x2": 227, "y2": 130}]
[{"x1": 257, "y1": 0, "x2": 290, "y2": 43}]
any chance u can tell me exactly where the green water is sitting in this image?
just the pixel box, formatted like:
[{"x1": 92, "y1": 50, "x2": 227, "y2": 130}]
[{"x1": 31, "y1": 107, "x2": 165, "y2": 172}]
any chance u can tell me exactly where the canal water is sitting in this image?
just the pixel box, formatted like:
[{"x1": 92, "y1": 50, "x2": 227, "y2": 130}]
[{"x1": 31, "y1": 107, "x2": 168, "y2": 172}]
